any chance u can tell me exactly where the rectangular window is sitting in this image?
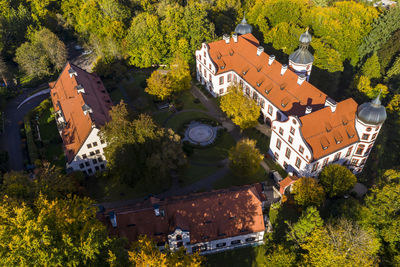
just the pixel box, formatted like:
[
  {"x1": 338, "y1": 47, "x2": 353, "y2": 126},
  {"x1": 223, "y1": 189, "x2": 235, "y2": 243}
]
[
  {"x1": 209, "y1": 64, "x2": 211, "y2": 69},
  {"x1": 299, "y1": 146, "x2": 304, "y2": 154},
  {"x1": 239, "y1": 80, "x2": 243, "y2": 87},
  {"x1": 351, "y1": 159, "x2": 359, "y2": 166},
  {"x1": 233, "y1": 75, "x2": 237, "y2": 82},
  {"x1": 295, "y1": 157, "x2": 301, "y2": 168},
  {"x1": 98, "y1": 157, "x2": 103, "y2": 162},
  {"x1": 209, "y1": 74, "x2": 212, "y2": 81},
  {"x1": 87, "y1": 144, "x2": 92, "y2": 149},
  {"x1": 82, "y1": 154, "x2": 87, "y2": 159},
  {"x1": 285, "y1": 148, "x2": 291, "y2": 159},
  {"x1": 95, "y1": 149, "x2": 100, "y2": 154},
  {"x1": 245, "y1": 86, "x2": 250, "y2": 96},
  {"x1": 204, "y1": 70, "x2": 207, "y2": 77},
  {"x1": 216, "y1": 242, "x2": 226, "y2": 248},
  {"x1": 312, "y1": 162, "x2": 319, "y2": 172},
  {"x1": 322, "y1": 158, "x2": 329, "y2": 167},
  {"x1": 346, "y1": 146, "x2": 353, "y2": 157},
  {"x1": 85, "y1": 161, "x2": 90, "y2": 167},
  {"x1": 290, "y1": 127, "x2": 295, "y2": 135},
  {"x1": 92, "y1": 159, "x2": 97, "y2": 164},
  {"x1": 245, "y1": 237, "x2": 256, "y2": 242},
  {"x1": 333, "y1": 152, "x2": 341, "y2": 162},
  {"x1": 95, "y1": 166, "x2": 100, "y2": 171},
  {"x1": 362, "y1": 134, "x2": 369, "y2": 140},
  {"x1": 227, "y1": 74, "x2": 232, "y2": 82},
  {"x1": 279, "y1": 127, "x2": 284, "y2": 135},
  {"x1": 90, "y1": 151, "x2": 95, "y2": 156},
  {"x1": 87, "y1": 168, "x2": 93, "y2": 174},
  {"x1": 372, "y1": 133, "x2": 377, "y2": 140},
  {"x1": 260, "y1": 99, "x2": 265, "y2": 108},
  {"x1": 204, "y1": 59, "x2": 206, "y2": 65},
  {"x1": 204, "y1": 51, "x2": 206, "y2": 57},
  {"x1": 219, "y1": 88, "x2": 224, "y2": 94},
  {"x1": 199, "y1": 55, "x2": 202, "y2": 60},
  {"x1": 288, "y1": 136, "x2": 293, "y2": 144},
  {"x1": 274, "y1": 152, "x2": 279, "y2": 160},
  {"x1": 231, "y1": 240, "x2": 241, "y2": 245},
  {"x1": 100, "y1": 139, "x2": 105, "y2": 144},
  {"x1": 283, "y1": 162, "x2": 288, "y2": 169},
  {"x1": 199, "y1": 64, "x2": 201, "y2": 71},
  {"x1": 79, "y1": 163, "x2": 84, "y2": 169},
  {"x1": 219, "y1": 76, "x2": 224, "y2": 85},
  {"x1": 355, "y1": 145, "x2": 365, "y2": 155},
  {"x1": 268, "y1": 105, "x2": 273, "y2": 115},
  {"x1": 276, "y1": 139, "x2": 281, "y2": 150}
]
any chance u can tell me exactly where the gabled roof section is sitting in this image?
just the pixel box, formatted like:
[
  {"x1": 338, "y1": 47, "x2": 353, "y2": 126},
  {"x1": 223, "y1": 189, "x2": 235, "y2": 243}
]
[
  {"x1": 49, "y1": 62, "x2": 112, "y2": 162},
  {"x1": 299, "y1": 98, "x2": 359, "y2": 160},
  {"x1": 101, "y1": 185, "x2": 265, "y2": 245},
  {"x1": 206, "y1": 33, "x2": 327, "y2": 117}
]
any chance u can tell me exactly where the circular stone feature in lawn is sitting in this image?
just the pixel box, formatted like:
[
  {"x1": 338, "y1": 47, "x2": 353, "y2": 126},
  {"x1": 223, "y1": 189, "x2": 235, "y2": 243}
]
[{"x1": 184, "y1": 121, "x2": 218, "y2": 146}]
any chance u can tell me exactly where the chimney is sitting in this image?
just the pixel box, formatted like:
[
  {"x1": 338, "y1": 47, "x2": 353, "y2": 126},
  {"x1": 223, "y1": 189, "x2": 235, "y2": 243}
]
[
  {"x1": 325, "y1": 97, "x2": 337, "y2": 112},
  {"x1": 223, "y1": 34, "x2": 230, "y2": 44},
  {"x1": 268, "y1": 55, "x2": 275, "y2": 66},
  {"x1": 281, "y1": 64, "x2": 288, "y2": 76},
  {"x1": 109, "y1": 212, "x2": 117, "y2": 228},
  {"x1": 305, "y1": 106, "x2": 312, "y2": 114},
  {"x1": 257, "y1": 46, "x2": 264, "y2": 56},
  {"x1": 232, "y1": 33, "x2": 238, "y2": 43},
  {"x1": 297, "y1": 74, "x2": 306, "y2": 85}
]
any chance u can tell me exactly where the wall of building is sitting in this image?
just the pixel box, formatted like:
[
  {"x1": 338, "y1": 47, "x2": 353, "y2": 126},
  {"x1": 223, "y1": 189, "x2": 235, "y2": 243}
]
[{"x1": 67, "y1": 127, "x2": 107, "y2": 175}]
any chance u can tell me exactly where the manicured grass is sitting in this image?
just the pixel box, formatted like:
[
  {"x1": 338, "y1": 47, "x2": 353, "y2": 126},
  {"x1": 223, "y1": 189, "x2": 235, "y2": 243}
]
[
  {"x1": 179, "y1": 90, "x2": 207, "y2": 111},
  {"x1": 179, "y1": 163, "x2": 220, "y2": 186},
  {"x1": 152, "y1": 110, "x2": 172, "y2": 126},
  {"x1": 205, "y1": 245, "x2": 267, "y2": 267},
  {"x1": 243, "y1": 128, "x2": 270, "y2": 154},
  {"x1": 165, "y1": 111, "x2": 214, "y2": 132},
  {"x1": 213, "y1": 167, "x2": 269, "y2": 190},
  {"x1": 189, "y1": 131, "x2": 235, "y2": 163}
]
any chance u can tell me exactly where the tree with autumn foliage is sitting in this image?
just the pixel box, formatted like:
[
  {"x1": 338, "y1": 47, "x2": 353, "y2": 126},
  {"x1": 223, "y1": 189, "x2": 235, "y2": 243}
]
[
  {"x1": 0, "y1": 194, "x2": 127, "y2": 266},
  {"x1": 220, "y1": 85, "x2": 260, "y2": 130},
  {"x1": 101, "y1": 102, "x2": 186, "y2": 188},
  {"x1": 319, "y1": 164, "x2": 356, "y2": 198},
  {"x1": 292, "y1": 177, "x2": 325, "y2": 207},
  {"x1": 228, "y1": 138, "x2": 263, "y2": 177},
  {"x1": 128, "y1": 236, "x2": 203, "y2": 267},
  {"x1": 145, "y1": 70, "x2": 173, "y2": 100}
]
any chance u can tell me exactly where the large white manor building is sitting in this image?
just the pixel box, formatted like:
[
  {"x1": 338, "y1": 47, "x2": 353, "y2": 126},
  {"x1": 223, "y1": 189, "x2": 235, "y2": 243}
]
[
  {"x1": 50, "y1": 62, "x2": 113, "y2": 175},
  {"x1": 195, "y1": 19, "x2": 387, "y2": 177}
]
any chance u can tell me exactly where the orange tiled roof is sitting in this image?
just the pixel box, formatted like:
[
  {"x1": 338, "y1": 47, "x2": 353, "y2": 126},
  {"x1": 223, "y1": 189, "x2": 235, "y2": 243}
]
[
  {"x1": 101, "y1": 185, "x2": 265, "y2": 245},
  {"x1": 207, "y1": 34, "x2": 327, "y2": 117},
  {"x1": 50, "y1": 62, "x2": 112, "y2": 162},
  {"x1": 278, "y1": 176, "x2": 299, "y2": 195},
  {"x1": 300, "y1": 98, "x2": 359, "y2": 160}
]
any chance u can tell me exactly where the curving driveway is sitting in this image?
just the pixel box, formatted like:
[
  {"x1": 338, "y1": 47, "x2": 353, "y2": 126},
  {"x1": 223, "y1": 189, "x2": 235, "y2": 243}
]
[{"x1": 0, "y1": 90, "x2": 49, "y2": 170}]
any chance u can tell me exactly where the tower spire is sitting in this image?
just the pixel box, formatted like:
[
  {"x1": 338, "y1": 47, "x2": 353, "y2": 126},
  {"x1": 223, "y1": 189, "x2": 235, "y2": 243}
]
[{"x1": 372, "y1": 90, "x2": 382, "y2": 106}]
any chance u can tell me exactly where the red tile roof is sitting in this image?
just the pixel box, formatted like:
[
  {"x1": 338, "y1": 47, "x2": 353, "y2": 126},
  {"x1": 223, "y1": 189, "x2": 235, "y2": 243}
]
[
  {"x1": 278, "y1": 176, "x2": 299, "y2": 195},
  {"x1": 101, "y1": 185, "x2": 266, "y2": 245},
  {"x1": 299, "y1": 98, "x2": 359, "y2": 160},
  {"x1": 207, "y1": 34, "x2": 327, "y2": 117},
  {"x1": 206, "y1": 34, "x2": 359, "y2": 160},
  {"x1": 50, "y1": 62, "x2": 112, "y2": 162}
]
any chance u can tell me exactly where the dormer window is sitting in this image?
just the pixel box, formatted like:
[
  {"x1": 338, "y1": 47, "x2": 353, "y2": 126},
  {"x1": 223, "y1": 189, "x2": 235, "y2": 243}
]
[
  {"x1": 76, "y1": 84, "x2": 85, "y2": 94},
  {"x1": 68, "y1": 68, "x2": 77, "y2": 77},
  {"x1": 82, "y1": 104, "x2": 93, "y2": 115}
]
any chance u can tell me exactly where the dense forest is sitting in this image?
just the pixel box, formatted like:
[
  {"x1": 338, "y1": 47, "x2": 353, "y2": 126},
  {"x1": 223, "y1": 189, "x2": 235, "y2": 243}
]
[{"x1": 0, "y1": 0, "x2": 400, "y2": 266}]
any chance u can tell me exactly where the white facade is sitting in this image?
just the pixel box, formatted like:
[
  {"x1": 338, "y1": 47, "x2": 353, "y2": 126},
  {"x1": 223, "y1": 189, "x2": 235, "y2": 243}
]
[
  {"x1": 168, "y1": 227, "x2": 265, "y2": 255},
  {"x1": 288, "y1": 60, "x2": 313, "y2": 80},
  {"x1": 66, "y1": 128, "x2": 108, "y2": 175}
]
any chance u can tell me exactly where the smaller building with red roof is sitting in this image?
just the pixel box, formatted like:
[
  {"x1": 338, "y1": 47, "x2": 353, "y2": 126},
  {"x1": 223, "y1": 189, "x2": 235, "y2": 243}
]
[{"x1": 49, "y1": 62, "x2": 113, "y2": 174}]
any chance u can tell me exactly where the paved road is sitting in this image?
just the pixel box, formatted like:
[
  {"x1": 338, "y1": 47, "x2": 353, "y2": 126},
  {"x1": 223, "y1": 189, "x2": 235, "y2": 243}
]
[{"x1": 1, "y1": 90, "x2": 49, "y2": 170}]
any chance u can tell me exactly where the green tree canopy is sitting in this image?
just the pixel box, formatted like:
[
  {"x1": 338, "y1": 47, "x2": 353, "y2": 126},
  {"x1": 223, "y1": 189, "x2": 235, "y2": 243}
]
[
  {"x1": 220, "y1": 85, "x2": 260, "y2": 130},
  {"x1": 263, "y1": 245, "x2": 297, "y2": 267},
  {"x1": 319, "y1": 164, "x2": 356, "y2": 198},
  {"x1": 145, "y1": 70, "x2": 173, "y2": 100},
  {"x1": 356, "y1": 75, "x2": 389, "y2": 99},
  {"x1": 292, "y1": 177, "x2": 325, "y2": 207},
  {"x1": 301, "y1": 218, "x2": 380, "y2": 266},
  {"x1": 0, "y1": 194, "x2": 126, "y2": 266},
  {"x1": 15, "y1": 27, "x2": 66, "y2": 78},
  {"x1": 360, "y1": 170, "x2": 400, "y2": 266},
  {"x1": 101, "y1": 102, "x2": 187, "y2": 188},
  {"x1": 286, "y1": 206, "x2": 323, "y2": 246},
  {"x1": 228, "y1": 138, "x2": 263, "y2": 178},
  {"x1": 361, "y1": 52, "x2": 381, "y2": 79}
]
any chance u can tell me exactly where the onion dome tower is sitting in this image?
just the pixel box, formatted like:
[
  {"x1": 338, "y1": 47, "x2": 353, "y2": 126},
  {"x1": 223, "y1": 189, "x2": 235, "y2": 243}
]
[
  {"x1": 235, "y1": 13, "x2": 252, "y2": 35},
  {"x1": 289, "y1": 29, "x2": 314, "y2": 81},
  {"x1": 352, "y1": 92, "x2": 387, "y2": 174}
]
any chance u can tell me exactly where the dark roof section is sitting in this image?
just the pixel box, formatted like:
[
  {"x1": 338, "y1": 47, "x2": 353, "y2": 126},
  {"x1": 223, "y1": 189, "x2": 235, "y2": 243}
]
[
  {"x1": 235, "y1": 16, "x2": 252, "y2": 35},
  {"x1": 357, "y1": 93, "x2": 387, "y2": 125}
]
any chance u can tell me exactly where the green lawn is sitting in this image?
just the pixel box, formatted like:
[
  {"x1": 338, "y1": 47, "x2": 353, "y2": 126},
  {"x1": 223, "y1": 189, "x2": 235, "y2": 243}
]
[
  {"x1": 205, "y1": 245, "x2": 267, "y2": 267},
  {"x1": 152, "y1": 110, "x2": 172, "y2": 126},
  {"x1": 243, "y1": 128, "x2": 270, "y2": 154},
  {"x1": 189, "y1": 131, "x2": 235, "y2": 163},
  {"x1": 213, "y1": 167, "x2": 269, "y2": 190},
  {"x1": 179, "y1": 90, "x2": 207, "y2": 111},
  {"x1": 165, "y1": 111, "x2": 214, "y2": 132},
  {"x1": 179, "y1": 163, "x2": 220, "y2": 186},
  {"x1": 37, "y1": 102, "x2": 65, "y2": 168}
]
